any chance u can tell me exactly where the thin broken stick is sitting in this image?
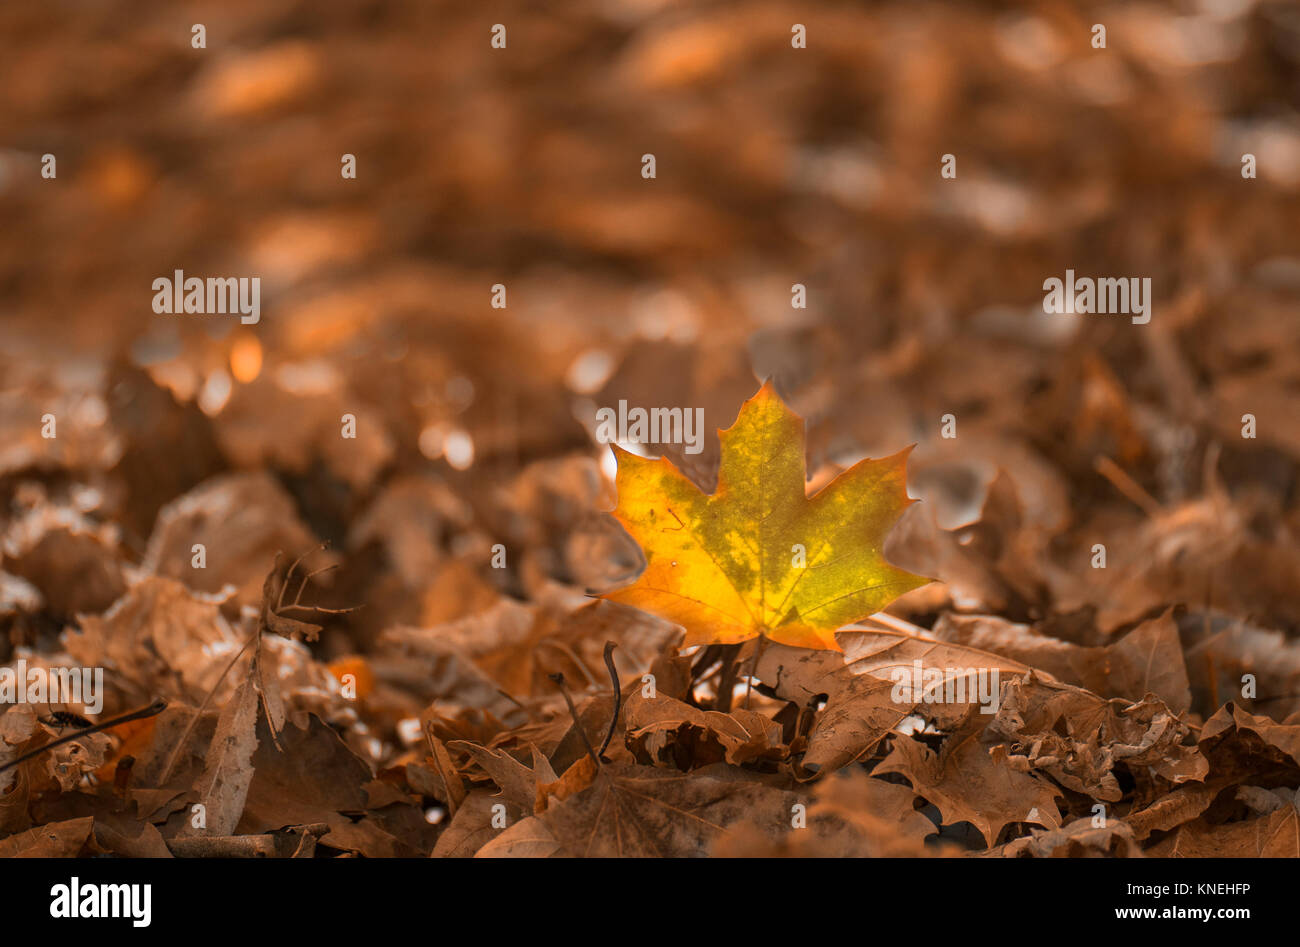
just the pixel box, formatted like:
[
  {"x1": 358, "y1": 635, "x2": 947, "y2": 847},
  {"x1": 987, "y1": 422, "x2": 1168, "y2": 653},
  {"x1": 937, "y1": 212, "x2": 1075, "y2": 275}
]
[{"x1": 0, "y1": 698, "x2": 168, "y2": 776}]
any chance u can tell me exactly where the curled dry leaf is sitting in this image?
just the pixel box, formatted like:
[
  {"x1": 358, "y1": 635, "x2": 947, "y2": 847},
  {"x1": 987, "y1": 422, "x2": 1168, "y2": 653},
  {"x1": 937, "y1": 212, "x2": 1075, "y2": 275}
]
[
  {"x1": 985, "y1": 671, "x2": 1208, "y2": 802},
  {"x1": 622, "y1": 688, "x2": 787, "y2": 768}
]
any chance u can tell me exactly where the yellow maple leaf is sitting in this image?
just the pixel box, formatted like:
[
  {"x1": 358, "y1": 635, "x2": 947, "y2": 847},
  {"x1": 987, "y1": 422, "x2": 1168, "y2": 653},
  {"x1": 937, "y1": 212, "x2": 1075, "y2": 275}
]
[{"x1": 600, "y1": 382, "x2": 929, "y2": 651}]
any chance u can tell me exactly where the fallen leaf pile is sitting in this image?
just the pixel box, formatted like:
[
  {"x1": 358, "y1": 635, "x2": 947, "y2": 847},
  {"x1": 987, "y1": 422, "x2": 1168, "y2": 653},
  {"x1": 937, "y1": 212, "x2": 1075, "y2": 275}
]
[{"x1": 3, "y1": 0, "x2": 1300, "y2": 858}]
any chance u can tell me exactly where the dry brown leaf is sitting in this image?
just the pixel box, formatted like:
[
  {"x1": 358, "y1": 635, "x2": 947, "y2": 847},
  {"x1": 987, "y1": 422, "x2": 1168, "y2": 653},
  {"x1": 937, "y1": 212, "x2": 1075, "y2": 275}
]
[
  {"x1": 1147, "y1": 803, "x2": 1300, "y2": 857},
  {"x1": 483, "y1": 763, "x2": 801, "y2": 857},
  {"x1": 877, "y1": 708, "x2": 1064, "y2": 847},
  {"x1": 180, "y1": 676, "x2": 259, "y2": 838},
  {"x1": 622, "y1": 689, "x2": 787, "y2": 769},
  {"x1": 0, "y1": 815, "x2": 94, "y2": 857},
  {"x1": 992, "y1": 816, "x2": 1144, "y2": 858},
  {"x1": 934, "y1": 609, "x2": 1192, "y2": 713},
  {"x1": 986, "y1": 671, "x2": 1207, "y2": 801}
]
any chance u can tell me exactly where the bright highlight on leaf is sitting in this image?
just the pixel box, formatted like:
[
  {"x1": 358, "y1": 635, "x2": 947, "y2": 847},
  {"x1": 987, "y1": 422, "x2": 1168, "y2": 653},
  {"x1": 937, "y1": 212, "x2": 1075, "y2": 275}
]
[{"x1": 601, "y1": 382, "x2": 929, "y2": 651}]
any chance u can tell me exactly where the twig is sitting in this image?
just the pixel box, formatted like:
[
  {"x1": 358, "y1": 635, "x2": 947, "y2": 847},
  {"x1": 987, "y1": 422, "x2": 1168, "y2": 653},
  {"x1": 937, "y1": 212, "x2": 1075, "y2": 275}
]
[
  {"x1": 0, "y1": 698, "x2": 168, "y2": 776},
  {"x1": 159, "y1": 618, "x2": 260, "y2": 784},
  {"x1": 549, "y1": 672, "x2": 599, "y2": 770},
  {"x1": 534, "y1": 638, "x2": 600, "y2": 687},
  {"x1": 743, "y1": 636, "x2": 770, "y2": 710},
  {"x1": 1095, "y1": 455, "x2": 1162, "y2": 517},
  {"x1": 598, "y1": 642, "x2": 619, "y2": 760},
  {"x1": 714, "y1": 644, "x2": 742, "y2": 713}
]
